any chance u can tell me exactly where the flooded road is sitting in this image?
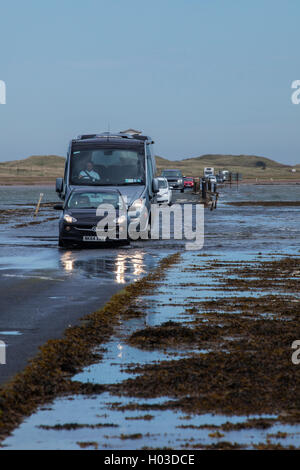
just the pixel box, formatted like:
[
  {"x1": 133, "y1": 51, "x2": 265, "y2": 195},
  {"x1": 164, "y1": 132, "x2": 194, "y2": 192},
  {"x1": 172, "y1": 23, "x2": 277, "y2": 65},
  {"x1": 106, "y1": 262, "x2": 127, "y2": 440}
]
[
  {"x1": 1, "y1": 183, "x2": 300, "y2": 448},
  {"x1": 0, "y1": 185, "x2": 196, "y2": 384}
]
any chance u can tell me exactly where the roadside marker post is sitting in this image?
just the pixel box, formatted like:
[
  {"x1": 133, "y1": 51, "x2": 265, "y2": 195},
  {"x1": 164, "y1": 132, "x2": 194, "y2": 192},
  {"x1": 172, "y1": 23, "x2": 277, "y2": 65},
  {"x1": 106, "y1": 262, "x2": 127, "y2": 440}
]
[
  {"x1": 0, "y1": 340, "x2": 6, "y2": 365},
  {"x1": 34, "y1": 193, "x2": 44, "y2": 218}
]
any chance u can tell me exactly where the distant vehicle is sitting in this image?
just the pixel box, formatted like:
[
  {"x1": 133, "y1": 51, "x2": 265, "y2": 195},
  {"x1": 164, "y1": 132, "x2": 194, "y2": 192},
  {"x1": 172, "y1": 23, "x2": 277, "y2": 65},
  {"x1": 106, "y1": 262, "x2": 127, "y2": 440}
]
[
  {"x1": 54, "y1": 187, "x2": 128, "y2": 247},
  {"x1": 161, "y1": 169, "x2": 184, "y2": 192},
  {"x1": 207, "y1": 175, "x2": 217, "y2": 184},
  {"x1": 204, "y1": 167, "x2": 214, "y2": 178},
  {"x1": 184, "y1": 177, "x2": 194, "y2": 189},
  {"x1": 156, "y1": 177, "x2": 172, "y2": 205},
  {"x1": 55, "y1": 131, "x2": 160, "y2": 242},
  {"x1": 218, "y1": 170, "x2": 230, "y2": 181}
]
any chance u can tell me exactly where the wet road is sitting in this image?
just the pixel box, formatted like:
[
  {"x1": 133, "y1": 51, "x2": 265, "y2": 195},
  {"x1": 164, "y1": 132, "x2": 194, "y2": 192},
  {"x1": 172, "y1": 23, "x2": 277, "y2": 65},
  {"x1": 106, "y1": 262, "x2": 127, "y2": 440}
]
[
  {"x1": 1, "y1": 183, "x2": 300, "y2": 386},
  {"x1": 0, "y1": 249, "x2": 157, "y2": 384},
  {"x1": 0, "y1": 188, "x2": 197, "y2": 385}
]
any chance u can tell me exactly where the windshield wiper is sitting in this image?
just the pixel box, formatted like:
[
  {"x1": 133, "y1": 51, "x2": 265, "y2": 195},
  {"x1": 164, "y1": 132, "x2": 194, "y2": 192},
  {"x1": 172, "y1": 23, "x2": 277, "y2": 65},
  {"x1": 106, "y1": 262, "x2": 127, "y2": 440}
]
[
  {"x1": 71, "y1": 181, "x2": 145, "y2": 186},
  {"x1": 68, "y1": 206, "x2": 93, "y2": 209}
]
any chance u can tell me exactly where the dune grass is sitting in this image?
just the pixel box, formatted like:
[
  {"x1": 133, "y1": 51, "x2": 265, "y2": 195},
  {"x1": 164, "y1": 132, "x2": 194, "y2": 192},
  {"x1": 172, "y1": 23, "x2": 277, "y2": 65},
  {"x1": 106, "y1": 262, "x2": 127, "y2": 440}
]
[
  {"x1": 0, "y1": 153, "x2": 298, "y2": 185},
  {"x1": 155, "y1": 154, "x2": 299, "y2": 181}
]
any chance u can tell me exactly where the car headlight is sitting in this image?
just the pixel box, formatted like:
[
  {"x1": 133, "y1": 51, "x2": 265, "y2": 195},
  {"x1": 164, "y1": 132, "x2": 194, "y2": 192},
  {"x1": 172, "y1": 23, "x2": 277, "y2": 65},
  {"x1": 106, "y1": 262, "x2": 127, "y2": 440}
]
[
  {"x1": 63, "y1": 214, "x2": 77, "y2": 223},
  {"x1": 178, "y1": 179, "x2": 183, "y2": 183},
  {"x1": 129, "y1": 198, "x2": 145, "y2": 212},
  {"x1": 113, "y1": 215, "x2": 127, "y2": 224}
]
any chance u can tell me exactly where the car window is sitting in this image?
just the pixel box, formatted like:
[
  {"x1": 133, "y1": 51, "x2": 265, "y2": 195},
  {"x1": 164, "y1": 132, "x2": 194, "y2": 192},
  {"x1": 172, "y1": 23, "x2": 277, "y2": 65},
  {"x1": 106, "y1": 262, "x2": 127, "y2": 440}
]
[
  {"x1": 162, "y1": 171, "x2": 182, "y2": 178},
  {"x1": 67, "y1": 192, "x2": 121, "y2": 209}
]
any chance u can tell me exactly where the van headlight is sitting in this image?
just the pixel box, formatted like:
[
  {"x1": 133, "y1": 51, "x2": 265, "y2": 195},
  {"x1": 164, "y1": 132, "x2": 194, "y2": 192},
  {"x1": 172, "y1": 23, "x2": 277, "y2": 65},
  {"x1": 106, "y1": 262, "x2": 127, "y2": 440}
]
[
  {"x1": 63, "y1": 214, "x2": 77, "y2": 223},
  {"x1": 129, "y1": 198, "x2": 145, "y2": 212},
  {"x1": 128, "y1": 198, "x2": 146, "y2": 219},
  {"x1": 178, "y1": 179, "x2": 183, "y2": 183}
]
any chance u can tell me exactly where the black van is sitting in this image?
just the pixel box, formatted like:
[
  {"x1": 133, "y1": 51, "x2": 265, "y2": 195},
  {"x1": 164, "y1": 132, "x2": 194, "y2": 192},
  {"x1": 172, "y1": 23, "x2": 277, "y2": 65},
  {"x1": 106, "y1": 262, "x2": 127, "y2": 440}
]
[{"x1": 56, "y1": 131, "x2": 159, "y2": 235}]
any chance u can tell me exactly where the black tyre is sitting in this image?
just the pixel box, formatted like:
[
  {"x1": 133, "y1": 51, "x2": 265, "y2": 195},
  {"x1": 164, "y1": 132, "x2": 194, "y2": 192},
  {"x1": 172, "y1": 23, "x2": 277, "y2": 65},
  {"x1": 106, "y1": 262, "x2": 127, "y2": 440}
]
[{"x1": 58, "y1": 238, "x2": 70, "y2": 248}]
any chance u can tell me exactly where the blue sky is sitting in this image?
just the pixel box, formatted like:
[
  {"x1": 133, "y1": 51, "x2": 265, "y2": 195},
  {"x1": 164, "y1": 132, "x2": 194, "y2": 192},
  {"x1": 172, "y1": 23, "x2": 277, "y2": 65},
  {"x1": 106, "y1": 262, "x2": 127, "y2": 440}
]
[{"x1": 0, "y1": 0, "x2": 300, "y2": 163}]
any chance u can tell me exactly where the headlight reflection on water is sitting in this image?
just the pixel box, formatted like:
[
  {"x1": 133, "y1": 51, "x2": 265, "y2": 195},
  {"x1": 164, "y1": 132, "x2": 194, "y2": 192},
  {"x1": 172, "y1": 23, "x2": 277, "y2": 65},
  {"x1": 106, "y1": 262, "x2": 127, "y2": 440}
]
[
  {"x1": 115, "y1": 252, "x2": 145, "y2": 284},
  {"x1": 60, "y1": 250, "x2": 145, "y2": 282},
  {"x1": 61, "y1": 251, "x2": 75, "y2": 272}
]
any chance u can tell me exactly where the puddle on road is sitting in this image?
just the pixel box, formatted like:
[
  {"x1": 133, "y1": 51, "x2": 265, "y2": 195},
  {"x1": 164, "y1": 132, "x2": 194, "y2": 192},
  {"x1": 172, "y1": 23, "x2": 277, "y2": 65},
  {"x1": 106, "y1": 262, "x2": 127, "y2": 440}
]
[
  {"x1": 0, "y1": 245, "x2": 165, "y2": 288},
  {"x1": 59, "y1": 249, "x2": 160, "y2": 284}
]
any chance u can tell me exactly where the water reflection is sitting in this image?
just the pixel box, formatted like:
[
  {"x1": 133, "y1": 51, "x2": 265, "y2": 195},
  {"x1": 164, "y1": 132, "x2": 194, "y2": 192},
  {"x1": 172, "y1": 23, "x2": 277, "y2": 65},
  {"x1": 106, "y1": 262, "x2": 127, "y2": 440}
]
[
  {"x1": 115, "y1": 252, "x2": 145, "y2": 283},
  {"x1": 60, "y1": 251, "x2": 75, "y2": 272},
  {"x1": 60, "y1": 249, "x2": 146, "y2": 284},
  {"x1": 132, "y1": 252, "x2": 144, "y2": 277},
  {"x1": 115, "y1": 253, "x2": 126, "y2": 284},
  {"x1": 117, "y1": 343, "x2": 123, "y2": 358}
]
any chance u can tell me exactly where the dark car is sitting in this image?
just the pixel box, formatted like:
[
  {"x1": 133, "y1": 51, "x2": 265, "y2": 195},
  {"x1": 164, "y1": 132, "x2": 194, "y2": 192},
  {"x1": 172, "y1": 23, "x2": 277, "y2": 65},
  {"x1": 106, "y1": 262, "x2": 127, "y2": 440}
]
[
  {"x1": 54, "y1": 188, "x2": 128, "y2": 247},
  {"x1": 161, "y1": 169, "x2": 184, "y2": 192}
]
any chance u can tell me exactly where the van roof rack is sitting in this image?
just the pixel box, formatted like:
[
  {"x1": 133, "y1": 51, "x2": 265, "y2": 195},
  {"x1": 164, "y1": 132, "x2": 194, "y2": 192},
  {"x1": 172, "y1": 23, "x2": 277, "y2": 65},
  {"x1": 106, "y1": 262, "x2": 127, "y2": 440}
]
[
  {"x1": 75, "y1": 131, "x2": 153, "y2": 143},
  {"x1": 76, "y1": 132, "x2": 134, "y2": 140}
]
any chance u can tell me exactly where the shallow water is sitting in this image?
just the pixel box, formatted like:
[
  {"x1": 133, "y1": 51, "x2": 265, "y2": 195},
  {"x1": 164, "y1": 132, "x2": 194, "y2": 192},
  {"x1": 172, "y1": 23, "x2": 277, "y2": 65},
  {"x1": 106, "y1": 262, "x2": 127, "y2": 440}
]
[
  {"x1": 1, "y1": 391, "x2": 284, "y2": 450},
  {"x1": 0, "y1": 185, "x2": 60, "y2": 210},
  {"x1": 4, "y1": 249, "x2": 300, "y2": 450},
  {"x1": 4, "y1": 390, "x2": 300, "y2": 450},
  {"x1": 2, "y1": 184, "x2": 300, "y2": 449}
]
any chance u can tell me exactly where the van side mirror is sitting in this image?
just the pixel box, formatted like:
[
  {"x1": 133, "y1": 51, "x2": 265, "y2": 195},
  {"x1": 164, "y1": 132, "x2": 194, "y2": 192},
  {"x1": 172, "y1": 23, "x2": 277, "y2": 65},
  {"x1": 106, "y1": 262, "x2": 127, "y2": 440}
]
[
  {"x1": 56, "y1": 178, "x2": 63, "y2": 194},
  {"x1": 53, "y1": 204, "x2": 64, "y2": 210},
  {"x1": 152, "y1": 178, "x2": 159, "y2": 193}
]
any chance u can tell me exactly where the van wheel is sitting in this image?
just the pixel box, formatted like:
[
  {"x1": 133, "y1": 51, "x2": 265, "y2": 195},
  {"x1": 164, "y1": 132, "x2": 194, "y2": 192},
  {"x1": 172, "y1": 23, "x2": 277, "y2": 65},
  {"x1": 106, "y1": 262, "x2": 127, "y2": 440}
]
[{"x1": 181, "y1": 188, "x2": 184, "y2": 193}]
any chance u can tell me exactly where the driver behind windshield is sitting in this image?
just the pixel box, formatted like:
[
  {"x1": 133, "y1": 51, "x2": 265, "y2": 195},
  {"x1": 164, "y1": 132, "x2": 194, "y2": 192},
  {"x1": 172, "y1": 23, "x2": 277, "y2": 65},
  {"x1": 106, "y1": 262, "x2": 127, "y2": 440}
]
[{"x1": 79, "y1": 161, "x2": 100, "y2": 182}]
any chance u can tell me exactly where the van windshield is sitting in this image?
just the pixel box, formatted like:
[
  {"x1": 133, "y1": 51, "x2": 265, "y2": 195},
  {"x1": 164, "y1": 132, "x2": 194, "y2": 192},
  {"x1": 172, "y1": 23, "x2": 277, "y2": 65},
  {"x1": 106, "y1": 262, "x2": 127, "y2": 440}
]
[{"x1": 70, "y1": 147, "x2": 146, "y2": 186}]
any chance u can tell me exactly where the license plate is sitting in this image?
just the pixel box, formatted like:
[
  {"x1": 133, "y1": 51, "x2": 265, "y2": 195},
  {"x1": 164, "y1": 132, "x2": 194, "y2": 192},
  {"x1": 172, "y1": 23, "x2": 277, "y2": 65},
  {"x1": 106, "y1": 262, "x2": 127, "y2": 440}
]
[{"x1": 83, "y1": 235, "x2": 107, "y2": 242}]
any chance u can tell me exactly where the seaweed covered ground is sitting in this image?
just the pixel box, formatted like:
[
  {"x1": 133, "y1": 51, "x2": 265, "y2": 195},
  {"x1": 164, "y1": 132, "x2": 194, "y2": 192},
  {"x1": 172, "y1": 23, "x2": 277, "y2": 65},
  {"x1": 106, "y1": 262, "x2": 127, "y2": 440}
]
[
  {"x1": 101, "y1": 254, "x2": 300, "y2": 449},
  {"x1": 0, "y1": 253, "x2": 181, "y2": 443},
  {"x1": 3, "y1": 250, "x2": 300, "y2": 449}
]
